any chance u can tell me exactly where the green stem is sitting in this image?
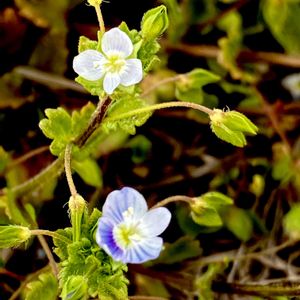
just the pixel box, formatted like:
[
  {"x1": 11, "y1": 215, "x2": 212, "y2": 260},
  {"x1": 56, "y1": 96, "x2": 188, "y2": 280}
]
[
  {"x1": 106, "y1": 101, "x2": 213, "y2": 123},
  {"x1": 151, "y1": 195, "x2": 195, "y2": 209},
  {"x1": 94, "y1": 3, "x2": 105, "y2": 34},
  {"x1": 30, "y1": 229, "x2": 71, "y2": 244}
]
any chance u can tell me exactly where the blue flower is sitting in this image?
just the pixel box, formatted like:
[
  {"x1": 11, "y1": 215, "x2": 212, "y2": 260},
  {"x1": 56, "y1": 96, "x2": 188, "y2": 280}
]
[
  {"x1": 96, "y1": 187, "x2": 171, "y2": 264},
  {"x1": 73, "y1": 28, "x2": 143, "y2": 95}
]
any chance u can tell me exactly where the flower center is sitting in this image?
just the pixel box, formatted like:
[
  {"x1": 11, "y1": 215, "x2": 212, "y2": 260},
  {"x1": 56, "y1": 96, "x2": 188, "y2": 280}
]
[
  {"x1": 105, "y1": 54, "x2": 126, "y2": 74},
  {"x1": 113, "y1": 207, "x2": 143, "y2": 250}
]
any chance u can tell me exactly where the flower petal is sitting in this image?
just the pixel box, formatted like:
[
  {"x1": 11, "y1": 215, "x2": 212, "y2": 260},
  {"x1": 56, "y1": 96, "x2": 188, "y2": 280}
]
[
  {"x1": 102, "y1": 187, "x2": 148, "y2": 224},
  {"x1": 73, "y1": 49, "x2": 105, "y2": 81},
  {"x1": 139, "y1": 207, "x2": 171, "y2": 237},
  {"x1": 96, "y1": 217, "x2": 124, "y2": 259},
  {"x1": 122, "y1": 237, "x2": 163, "y2": 264},
  {"x1": 103, "y1": 73, "x2": 121, "y2": 94},
  {"x1": 120, "y1": 59, "x2": 143, "y2": 87},
  {"x1": 102, "y1": 28, "x2": 133, "y2": 58}
]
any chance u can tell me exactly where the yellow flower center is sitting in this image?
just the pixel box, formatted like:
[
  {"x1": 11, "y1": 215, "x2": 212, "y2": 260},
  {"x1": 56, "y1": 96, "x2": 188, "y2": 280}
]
[{"x1": 105, "y1": 54, "x2": 126, "y2": 73}]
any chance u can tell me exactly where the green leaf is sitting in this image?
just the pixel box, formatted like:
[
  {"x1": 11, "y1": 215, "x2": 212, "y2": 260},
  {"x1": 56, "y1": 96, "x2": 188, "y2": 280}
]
[
  {"x1": 217, "y1": 11, "x2": 256, "y2": 82},
  {"x1": 195, "y1": 262, "x2": 227, "y2": 300},
  {"x1": 191, "y1": 206, "x2": 223, "y2": 227},
  {"x1": 0, "y1": 146, "x2": 9, "y2": 173},
  {"x1": 223, "y1": 207, "x2": 253, "y2": 242},
  {"x1": 283, "y1": 204, "x2": 300, "y2": 240},
  {"x1": 0, "y1": 225, "x2": 31, "y2": 249},
  {"x1": 60, "y1": 275, "x2": 88, "y2": 300},
  {"x1": 161, "y1": 0, "x2": 188, "y2": 42},
  {"x1": 262, "y1": 0, "x2": 300, "y2": 54},
  {"x1": 55, "y1": 210, "x2": 128, "y2": 300},
  {"x1": 22, "y1": 272, "x2": 58, "y2": 300},
  {"x1": 152, "y1": 236, "x2": 202, "y2": 265},
  {"x1": 72, "y1": 158, "x2": 103, "y2": 188},
  {"x1": 102, "y1": 97, "x2": 152, "y2": 135},
  {"x1": 175, "y1": 69, "x2": 220, "y2": 103},
  {"x1": 39, "y1": 107, "x2": 72, "y2": 155}
]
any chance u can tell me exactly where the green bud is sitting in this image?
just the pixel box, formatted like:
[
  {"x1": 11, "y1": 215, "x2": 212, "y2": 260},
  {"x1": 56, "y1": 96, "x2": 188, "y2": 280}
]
[
  {"x1": 210, "y1": 109, "x2": 258, "y2": 147},
  {"x1": 87, "y1": 0, "x2": 102, "y2": 6},
  {"x1": 190, "y1": 192, "x2": 233, "y2": 227},
  {"x1": 0, "y1": 225, "x2": 31, "y2": 248},
  {"x1": 69, "y1": 194, "x2": 87, "y2": 242},
  {"x1": 141, "y1": 5, "x2": 169, "y2": 40},
  {"x1": 61, "y1": 276, "x2": 88, "y2": 300}
]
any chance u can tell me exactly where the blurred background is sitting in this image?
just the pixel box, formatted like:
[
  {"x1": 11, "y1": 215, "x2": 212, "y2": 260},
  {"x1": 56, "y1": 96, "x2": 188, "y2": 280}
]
[{"x1": 1, "y1": 0, "x2": 300, "y2": 299}]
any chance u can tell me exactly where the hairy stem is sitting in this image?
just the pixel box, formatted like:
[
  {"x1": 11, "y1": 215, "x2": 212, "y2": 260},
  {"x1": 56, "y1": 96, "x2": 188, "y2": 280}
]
[
  {"x1": 31, "y1": 229, "x2": 71, "y2": 244},
  {"x1": 94, "y1": 3, "x2": 105, "y2": 34},
  {"x1": 64, "y1": 143, "x2": 77, "y2": 197},
  {"x1": 106, "y1": 101, "x2": 213, "y2": 124},
  {"x1": 151, "y1": 195, "x2": 195, "y2": 209},
  {"x1": 74, "y1": 96, "x2": 111, "y2": 147}
]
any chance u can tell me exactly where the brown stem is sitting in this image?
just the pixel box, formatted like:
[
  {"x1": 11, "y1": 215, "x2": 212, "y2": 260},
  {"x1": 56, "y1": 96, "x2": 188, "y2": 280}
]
[
  {"x1": 37, "y1": 235, "x2": 58, "y2": 276},
  {"x1": 74, "y1": 96, "x2": 111, "y2": 148},
  {"x1": 212, "y1": 280, "x2": 300, "y2": 297},
  {"x1": 164, "y1": 42, "x2": 300, "y2": 68},
  {"x1": 197, "y1": 0, "x2": 249, "y2": 31}
]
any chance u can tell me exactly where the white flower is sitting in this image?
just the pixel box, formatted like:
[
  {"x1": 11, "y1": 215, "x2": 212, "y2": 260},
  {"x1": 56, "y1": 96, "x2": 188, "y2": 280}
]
[
  {"x1": 73, "y1": 28, "x2": 143, "y2": 94},
  {"x1": 282, "y1": 73, "x2": 300, "y2": 100}
]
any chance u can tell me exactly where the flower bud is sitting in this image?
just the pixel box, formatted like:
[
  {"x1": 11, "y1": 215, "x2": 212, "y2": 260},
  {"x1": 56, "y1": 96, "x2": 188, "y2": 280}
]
[
  {"x1": 210, "y1": 109, "x2": 258, "y2": 147},
  {"x1": 141, "y1": 5, "x2": 169, "y2": 40},
  {"x1": 87, "y1": 0, "x2": 102, "y2": 6},
  {"x1": 0, "y1": 225, "x2": 31, "y2": 248},
  {"x1": 69, "y1": 194, "x2": 87, "y2": 242},
  {"x1": 61, "y1": 276, "x2": 88, "y2": 300}
]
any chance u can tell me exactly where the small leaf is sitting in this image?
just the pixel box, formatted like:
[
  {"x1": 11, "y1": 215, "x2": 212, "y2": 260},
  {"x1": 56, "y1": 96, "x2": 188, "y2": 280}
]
[
  {"x1": 223, "y1": 207, "x2": 253, "y2": 242},
  {"x1": 60, "y1": 275, "x2": 88, "y2": 300},
  {"x1": 102, "y1": 97, "x2": 152, "y2": 135},
  {"x1": 217, "y1": 11, "x2": 255, "y2": 82},
  {"x1": 283, "y1": 204, "x2": 300, "y2": 240},
  {"x1": 175, "y1": 69, "x2": 220, "y2": 103},
  {"x1": 191, "y1": 206, "x2": 223, "y2": 227},
  {"x1": 153, "y1": 236, "x2": 202, "y2": 264},
  {"x1": 39, "y1": 107, "x2": 72, "y2": 155},
  {"x1": 22, "y1": 272, "x2": 58, "y2": 300},
  {"x1": 262, "y1": 0, "x2": 300, "y2": 54},
  {"x1": 72, "y1": 158, "x2": 103, "y2": 188}
]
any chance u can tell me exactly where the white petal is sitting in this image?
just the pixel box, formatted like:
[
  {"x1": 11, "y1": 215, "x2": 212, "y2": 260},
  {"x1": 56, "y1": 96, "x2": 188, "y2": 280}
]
[
  {"x1": 102, "y1": 187, "x2": 148, "y2": 223},
  {"x1": 73, "y1": 49, "x2": 106, "y2": 81},
  {"x1": 103, "y1": 73, "x2": 121, "y2": 94},
  {"x1": 102, "y1": 28, "x2": 133, "y2": 58},
  {"x1": 120, "y1": 59, "x2": 143, "y2": 87},
  {"x1": 139, "y1": 207, "x2": 171, "y2": 237},
  {"x1": 123, "y1": 237, "x2": 163, "y2": 263}
]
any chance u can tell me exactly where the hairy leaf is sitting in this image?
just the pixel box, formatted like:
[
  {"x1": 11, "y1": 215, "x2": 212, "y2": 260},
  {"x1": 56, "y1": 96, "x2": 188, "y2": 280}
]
[
  {"x1": 102, "y1": 97, "x2": 152, "y2": 135},
  {"x1": 22, "y1": 272, "x2": 58, "y2": 300}
]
